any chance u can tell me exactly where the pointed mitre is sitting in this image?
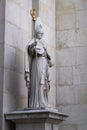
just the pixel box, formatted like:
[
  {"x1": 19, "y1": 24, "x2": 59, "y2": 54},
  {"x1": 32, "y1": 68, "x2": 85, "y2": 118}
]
[{"x1": 35, "y1": 17, "x2": 44, "y2": 33}]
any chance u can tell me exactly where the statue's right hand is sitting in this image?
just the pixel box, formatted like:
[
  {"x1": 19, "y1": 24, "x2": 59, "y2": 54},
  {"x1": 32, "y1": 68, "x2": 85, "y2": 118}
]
[
  {"x1": 26, "y1": 81, "x2": 30, "y2": 88},
  {"x1": 25, "y1": 72, "x2": 30, "y2": 87},
  {"x1": 32, "y1": 41, "x2": 37, "y2": 47}
]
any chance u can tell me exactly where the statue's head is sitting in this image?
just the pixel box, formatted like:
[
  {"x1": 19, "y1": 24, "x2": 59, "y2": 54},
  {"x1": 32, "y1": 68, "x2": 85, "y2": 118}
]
[{"x1": 35, "y1": 17, "x2": 44, "y2": 40}]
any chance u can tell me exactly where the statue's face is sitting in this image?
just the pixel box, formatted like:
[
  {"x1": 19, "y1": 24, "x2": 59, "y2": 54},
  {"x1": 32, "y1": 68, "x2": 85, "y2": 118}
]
[{"x1": 36, "y1": 32, "x2": 44, "y2": 40}]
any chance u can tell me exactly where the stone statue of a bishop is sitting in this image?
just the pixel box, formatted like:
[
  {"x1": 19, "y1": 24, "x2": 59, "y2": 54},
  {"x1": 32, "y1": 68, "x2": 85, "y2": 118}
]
[{"x1": 24, "y1": 17, "x2": 53, "y2": 109}]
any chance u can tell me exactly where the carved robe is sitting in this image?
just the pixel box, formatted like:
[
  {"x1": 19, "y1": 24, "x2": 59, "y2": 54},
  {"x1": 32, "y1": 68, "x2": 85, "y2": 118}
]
[{"x1": 24, "y1": 38, "x2": 52, "y2": 109}]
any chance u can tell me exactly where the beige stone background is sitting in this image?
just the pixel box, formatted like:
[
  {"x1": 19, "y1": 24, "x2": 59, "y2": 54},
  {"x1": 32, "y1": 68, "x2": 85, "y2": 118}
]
[{"x1": 0, "y1": 0, "x2": 87, "y2": 130}]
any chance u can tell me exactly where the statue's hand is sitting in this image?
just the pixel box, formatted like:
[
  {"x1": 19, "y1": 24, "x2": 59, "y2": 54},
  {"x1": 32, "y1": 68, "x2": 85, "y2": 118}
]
[
  {"x1": 31, "y1": 41, "x2": 37, "y2": 47},
  {"x1": 26, "y1": 81, "x2": 30, "y2": 88},
  {"x1": 25, "y1": 72, "x2": 30, "y2": 88}
]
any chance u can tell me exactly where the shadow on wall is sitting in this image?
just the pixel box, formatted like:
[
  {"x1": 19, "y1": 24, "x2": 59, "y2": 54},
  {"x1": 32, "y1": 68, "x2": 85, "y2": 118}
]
[{"x1": 4, "y1": 47, "x2": 27, "y2": 113}]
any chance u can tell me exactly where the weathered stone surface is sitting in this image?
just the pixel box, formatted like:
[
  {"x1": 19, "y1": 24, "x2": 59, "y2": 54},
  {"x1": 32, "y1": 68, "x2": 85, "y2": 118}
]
[
  {"x1": 0, "y1": 116, "x2": 2, "y2": 130},
  {"x1": 11, "y1": 0, "x2": 32, "y2": 11},
  {"x1": 73, "y1": 66, "x2": 80, "y2": 85},
  {"x1": 59, "y1": 125, "x2": 77, "y2": 130},
  {"x1": 3, "y1": 92, "x2": 17, "y2": 113},
  {"x1": 78, "y1": 124, "x2": 87, "y2": 130},
  {"x1": 56, "y1": 0, "x2": 76, "y2": 11},
  {"x1": 57, "y1": 86, "x2": 76, "y2": 105},
  {"x1": 5, "y1": 22, "x2": 19, "y2": 48},
  {"x1": 5, "y1": 109, "x2": 68, "y2": 123},
  {"x1": 0, "y1": 20, "x2": 5, "y2": 44},
  {"x1": 57, "y1": 30, "x2": 76, "y2": 43},
  {"x1": 76, "y1": 0, "x2": 87, "y2": 10},
  {"x1": 6, "y1": 0, "x2": 32, "y2": 32},
  {"x1": 77, "y1": 10, "x2": 87, "y2": 28},
  {"x1": 0, "y1": 44, "x2": 4, "y2": 68},
  {"x1": 58, "y1": 105, "x2": 87, "y2": 125},
  {"x1": 15, "y1": 49, "x2": 24, "y2": 73},
  {"x1": 5, "y1": 21, "x2": 30, "y2": 51},
  {"x1": 73, "y1": 65, "x2": 87, "y2": 85},
  {"x1": 48, "y1": 85, "x2": 56, "y2": 107},
  {"x1": 4, "y1": 70, "x2": 27, "y2": 96},
  {"x1": 56, "y1": 13, "x2": 76, "y2": 31},
  {"x1": 56, "y1": 48, "x2": 76, "y2": 66},
  {"x1": 0, "y1": 68, "x2": 3, "y2": 92},
  {"x1": 77, "y1": 47, "x2": 87, "y2": 65},
  {"x1": 4, "y1": 45, "x2": 16, "y2": 70},
  {"x1": 0, "y1": 91, "x2": 3, "y2": 115},
  {"x1": 76, "y1": 27, "x2": 87, "y2": 47},
  {"x1": 75, "y1": 85, "x2": 87, "y2": 104},
  {"x1": 57, "y1": 67, "x2": 73, "y2": 86},
  {"x1": 39, "y1": 2, "x2": 49, "y2": 25},
  {"x1": 0, "y1": 0, "x2": 5, "y2": 20}
]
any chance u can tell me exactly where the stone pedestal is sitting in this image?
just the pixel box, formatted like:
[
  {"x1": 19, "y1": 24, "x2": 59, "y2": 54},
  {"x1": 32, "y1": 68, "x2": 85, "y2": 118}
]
[{"x1": 5, "y1": 109, "x2": 68, "y2": 130}]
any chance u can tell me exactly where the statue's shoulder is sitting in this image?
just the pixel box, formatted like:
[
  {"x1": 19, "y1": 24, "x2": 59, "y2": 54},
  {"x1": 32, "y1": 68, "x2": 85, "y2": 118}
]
[{"x1": 27, "y1": 38, "x2": 35, "y2": 46}]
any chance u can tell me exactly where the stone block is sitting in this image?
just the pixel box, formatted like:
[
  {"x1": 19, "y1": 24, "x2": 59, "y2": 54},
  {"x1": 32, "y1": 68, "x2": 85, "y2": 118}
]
[
  {"x1": 6, "y1": 0, "x2": 31, "y2": 32},
  {"x1": 78, "y1": 124, "x2": 87, "y2": 130},
  {"x1": 0, "y1": 44, "x2": 4, "y2": 68},
  {"x1": 4, "y1": 70, "x2": 27, "y2": 98},
  {"x1": 0, "y1": 91, "x2": 3, "y2": 115},
  {"x1": 12, "y1": 0, "x2": 32, "y2": 11},
  {"x1": 76, "y1": 0, "x2": 87, "y2": 10},
  {"x1": 20, "y1": 8, "x2": 32, "y2": 32},
  {"x1": 5, "y1": 22, "x2": 19, "y2": 48},
  {"x1": 15, "y1": 48, "x2": 24, "y2": 73},
  {"x1": 39, "y1": 2, "x2": 49, "y2": 25},
  {"x1": 0, "y1": 116, "x2": 2, "y2": 130},
  {"x1": 73, "y1": 65, "x2": 87, "y2": 85},
  {"x1": 4, "y1": 45, "x2": 16, "y2": 70},
  {"x1": 73, "y1": 66, "x2": 80, "y2": 85},
  {"x1": 56, "y1": 48, "x2": 76, "y2": 66},
  {"x1": 49, "y1": 29, "x2": 56, "y2": 48},
  {"x1": 39, "y1": 0, "x2": 50, "y2": 9},
  {"x1": 48, "y1": 85, "x2": 56, "y2": 107},
  {"x1": 3, "y1": 92, "x2": 17, "y2": 113},
  {"x1": 56, "y1": 0, "x2": 76, "y2": 11},
  {"x1": 50, "y1": 0, "x2": 56, "y2": 12},
  {"x1": 5, "y1": 21, "x2": 30, "y2": 51},
  {"x1": 56, "y1": 13, "x2": 76, "y2": 31},
  {"x1": 0, "y1": 68, "x2": 3, "y2": 91},
  {"x1": 57, "y1": 86, "x2": 76, "y2": 105},
  {"x1": 57, "y1": 67, "x2": 73, "y2": 86},
  {"x1": 6, "y1": 0, "x2": 20, "y2": 26},
  {"x1": 77, "y1": 47, "x2": 87, "y2": 65},
  {"x1": 3, "y1": 92, "x2": 27, "y2": 113},
  {"x1": 0, "y1": 20, "x2": 5, "y2": 43},
  {"x1": 17, "y1": 29, "x2": 30, "y2": 51},
  {"x1": 76, "y1": 27, "x2": 87, "y2": 47},
  {"x1": 50, "y1": 66, "x2": 56, "y2": 85},
  {"x1": 59, "y1": 125, "x2": 77, "y2": 130},
  {"x1": 58, "y1": 105, "x2": 87, "y2": 125},
  {"x1": 56, "y1": 8, "x2": 75, "y2": 16},
  {"x1": 75, "y1": 85, "x2": 87, "y2": 104},
  {"x1": 56, "y1": 29, "x2": 76, "y2": 46},
  {"x1": 17, "y1": 123, "x2": 45, "y2": 130},
  {"x1": 0, "y1": 0, "x2": 5, "y2": 20},
  {"x1": 49, "y1": 11, "x2": 55, "y2": 29},
  {"x1": 43, "y1": 25, "x2": 50, "y2": 45},
  {"x1": 77, "y1": 10, "x2": 87, "y2": 28}
]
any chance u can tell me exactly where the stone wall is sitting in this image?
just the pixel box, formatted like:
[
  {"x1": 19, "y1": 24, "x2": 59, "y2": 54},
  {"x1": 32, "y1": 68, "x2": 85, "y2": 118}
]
[
  {"x1": 0, "y1": 0, "x2": 5, "y2": 129},
  {"x1": 2, "y1": 0, "x2": 32, "y2": 130},
  {"x1": 56, "y1": 0, "x2": 87, "y2": 130}
]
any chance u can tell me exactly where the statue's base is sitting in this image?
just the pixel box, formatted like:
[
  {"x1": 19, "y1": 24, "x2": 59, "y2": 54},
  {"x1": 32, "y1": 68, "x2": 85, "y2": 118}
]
[{"x1": 5, "y1": 108, "x2": 68, "y2": 130}]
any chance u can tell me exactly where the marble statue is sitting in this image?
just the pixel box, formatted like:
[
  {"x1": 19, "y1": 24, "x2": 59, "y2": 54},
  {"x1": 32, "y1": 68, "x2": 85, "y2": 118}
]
[{"x1": 24, "y1": 17, "x2": 53, "y2": 109}]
